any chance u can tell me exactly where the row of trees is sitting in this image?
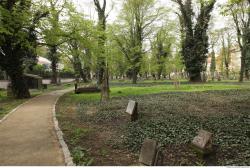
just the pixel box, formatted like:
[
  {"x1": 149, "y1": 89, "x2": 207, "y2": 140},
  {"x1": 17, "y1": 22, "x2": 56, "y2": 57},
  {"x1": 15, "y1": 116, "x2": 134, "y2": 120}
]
[
  {"x1": 227, "y1": 0, "x2": 250, "y2": 82},
  {"x1": 0, "y1": 0, "x2": 249, "y2": 100},
  {"x1": 209, "y1": 0, "x2": 250, "y2": 82}
]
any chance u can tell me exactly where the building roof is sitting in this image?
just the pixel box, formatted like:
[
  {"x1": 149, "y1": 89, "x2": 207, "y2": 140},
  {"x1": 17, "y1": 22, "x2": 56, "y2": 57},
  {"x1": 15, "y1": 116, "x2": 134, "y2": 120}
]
[
  {"x1": 24, "y1": 73, "x2": 43, "y2": 79},
  {"x1": 38, "y1": 56, "x2": 64, "y2": 70},
  {"x1": 38, "y1": 56, "x2": 51, "y2": 66}
]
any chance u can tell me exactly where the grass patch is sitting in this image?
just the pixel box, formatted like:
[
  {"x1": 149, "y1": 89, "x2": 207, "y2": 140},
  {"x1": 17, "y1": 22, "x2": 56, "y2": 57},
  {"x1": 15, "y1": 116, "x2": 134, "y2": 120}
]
[
  {"x1": 68, "y1": 82, "x2": 250, "y2": 102},
  {"x1": 56, "y1": 82, "x2": 250, "y2": 166},
  {"x1": 0, "y1": 82, "x2": 74, "y2": 119},
  {"x1": 0, "y1": 90, "x2": 28, "y2": 119}
]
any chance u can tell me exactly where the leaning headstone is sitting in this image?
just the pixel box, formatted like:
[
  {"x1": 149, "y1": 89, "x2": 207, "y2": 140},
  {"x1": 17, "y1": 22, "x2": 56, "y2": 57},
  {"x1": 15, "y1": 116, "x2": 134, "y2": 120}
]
[
  {"x1": 139, "y1": 139, "x2": 163, "y2": 166},
  {"x1": 192, "y1": 130, "x2": 213, "y2": 154},
  {"x1": 126, "y1": 100, "x2": 138, "y2": 122}
]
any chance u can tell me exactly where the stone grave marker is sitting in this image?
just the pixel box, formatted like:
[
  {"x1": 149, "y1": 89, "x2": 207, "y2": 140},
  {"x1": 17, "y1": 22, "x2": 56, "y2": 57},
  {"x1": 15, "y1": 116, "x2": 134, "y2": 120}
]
[
  {"x1": 139, "y1": 139, "x2": 163, "y2": 166},
  {"x1": 192, "y1": 130, "x2": 213, "y2": 154},
  {"x1": 126, "y1": 100, "x2": 138, "y2": 121}
]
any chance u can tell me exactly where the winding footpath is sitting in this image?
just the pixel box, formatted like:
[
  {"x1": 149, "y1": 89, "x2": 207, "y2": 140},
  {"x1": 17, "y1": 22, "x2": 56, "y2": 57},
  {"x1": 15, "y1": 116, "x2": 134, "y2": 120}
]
[{"x1": 0, "y1": 89, "x2": 73, "y2": 166}]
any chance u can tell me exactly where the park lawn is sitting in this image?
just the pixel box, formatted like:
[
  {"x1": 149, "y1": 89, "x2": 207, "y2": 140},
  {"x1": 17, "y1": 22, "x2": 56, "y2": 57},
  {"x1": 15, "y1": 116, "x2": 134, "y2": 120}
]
[
  {"x1": 0, "y1": 82, "x2": 74, "y2": 120},
  {"x1": 69, "y1": 82, "x2": 250, "y2": 102},
  {"x1": 56, "y1": 82, "x2": 250, "y2": 166},
  {"x1": 0, "y1": 90, "x2": 28, "y2": 119}
]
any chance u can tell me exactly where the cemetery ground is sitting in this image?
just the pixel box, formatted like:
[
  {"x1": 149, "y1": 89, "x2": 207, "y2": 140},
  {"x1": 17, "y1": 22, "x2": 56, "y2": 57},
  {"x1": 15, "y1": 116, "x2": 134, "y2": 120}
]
[
  {"x1": 56, "y1": 81, "x2": 250, "y2": 166},
  {"x1": 0, "y1": 83, "x2": 74, "y2": 119}
]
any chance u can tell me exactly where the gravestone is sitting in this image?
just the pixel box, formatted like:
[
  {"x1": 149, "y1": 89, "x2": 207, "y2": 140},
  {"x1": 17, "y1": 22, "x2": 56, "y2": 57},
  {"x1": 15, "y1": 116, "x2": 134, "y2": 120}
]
[
  {"x1": 139, "y1": 139, "x2": 163, "y2": 166},
  {"x1": 126, "y1": 100, "x2": 138, "y2": 121},
  {"x1": 192, "y1": 130, "x2": 213, "y2": 154}
]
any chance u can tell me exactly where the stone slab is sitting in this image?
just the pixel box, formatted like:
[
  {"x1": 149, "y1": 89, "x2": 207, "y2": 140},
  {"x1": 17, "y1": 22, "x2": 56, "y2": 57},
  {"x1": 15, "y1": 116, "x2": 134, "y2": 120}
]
[
  {"x1": 139, "y1": 139, "x2": 158, "y2": 166},
  {"x1": 192, "y1": 130, "x2": 212, "y2": 150},
  {"x1": 126, "y1": 100, "x2": 137, "y2": 115}
]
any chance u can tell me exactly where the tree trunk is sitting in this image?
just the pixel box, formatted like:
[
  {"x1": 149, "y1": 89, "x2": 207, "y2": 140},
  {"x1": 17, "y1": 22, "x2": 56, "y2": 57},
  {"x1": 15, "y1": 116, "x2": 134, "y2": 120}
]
[
  {"x1": 245, "y1": 69, "x2": 249, "y2": 80},
  {"x1": 75, "y1": 60, "x2": 88, "y2": 83},
  {"x1": 239, "y1": 53, "x2": 245, "y2": 82},
  {"x1": 189, "y1": 72, "x2": 202, "y2": 83},
  {"x1": 94, "y1": 0, "x2": 110, "y2": 102},
  {"x1": 49, "y1": 46, "x2": 59, "y2": 84},
  {"x1": 97, "y1": 58, "x2": 105, "y2": 85},
  {"x1": 101, "y1": 67, "x2": 110, "y2": 102},
  {"x1": 225, "y1": 66, "x2": 229, "y2": 79},
  {"x1": 157, "y1": 70, "x2": 162, "y2": 80},
  {"x1": 132, "y1": 68, "x2": 138, "y2": 84},
  {"x1": 51, "y1": 58, "x2": 58, "y2": 84},
  {"x1": 8, "y1": 70, "x2": 30, "y2": 99},
  {"x1": 85, "y1": 67, "x2": 91, "y2": 81},
  {"x1": 211, "y1": 71, "x2": 215, "y2": 81},
  {"x1": 80, "y1": 69, "x2": 88, "y2": 83}
]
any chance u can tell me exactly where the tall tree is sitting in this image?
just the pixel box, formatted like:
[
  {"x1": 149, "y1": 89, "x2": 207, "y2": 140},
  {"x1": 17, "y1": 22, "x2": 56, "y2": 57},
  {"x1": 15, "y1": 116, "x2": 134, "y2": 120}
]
[
  {"x1": 116, "y1": 0, "x2": 163, "y2": 84},
  {"x1": 106, "y1": 25, "x2": 129, "y2": 80},
  {"x1": 225, "y1": 0, "x2": 250, "y2": 81},
  {"x1": 0, "y1": 0, "x2": 47, "y2": 98},
  {"x1": 41, "y1": 0, "x2": 68, "y2": 84},
  {"x1": 151, "y1": 27, "x2": 173, "y2": 79},
  {"x1": 209, "y1": 30, "x2": 219, "y2": 81},
  {"x1": 220, "y1": 29, "x2": 233, "y2": 79},
  {"x1": 174, "y1": 0, "x2": 216, "y2": 82},
  {"x1": 62, "y1": 4, "x2": 95, "y2": 82},
  {"x1": 210, "y1": 49, "x2": 216, "y2": 80},
  {"x1": 93, "y1": 0, "x2": 110, "y2": 101}
]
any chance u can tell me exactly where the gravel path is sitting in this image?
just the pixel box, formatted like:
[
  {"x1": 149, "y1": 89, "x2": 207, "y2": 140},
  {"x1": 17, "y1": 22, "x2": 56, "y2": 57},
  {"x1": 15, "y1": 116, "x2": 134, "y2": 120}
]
[{"x1": 0, "y1": 89, "x2": 72, "y2": 166}]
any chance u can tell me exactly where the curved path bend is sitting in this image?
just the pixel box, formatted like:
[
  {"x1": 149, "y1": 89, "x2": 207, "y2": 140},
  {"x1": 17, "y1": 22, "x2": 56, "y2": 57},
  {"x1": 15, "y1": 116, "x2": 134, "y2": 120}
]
[{"x1": 0, "y1": 89, "x2": 72, "y2": 166}]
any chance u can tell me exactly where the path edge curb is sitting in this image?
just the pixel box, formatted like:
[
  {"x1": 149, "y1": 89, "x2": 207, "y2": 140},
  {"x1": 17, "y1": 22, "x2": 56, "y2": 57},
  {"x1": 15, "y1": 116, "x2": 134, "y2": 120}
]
[{"x1": 53, "y1": 92, "x2": 75, "y2": 166}]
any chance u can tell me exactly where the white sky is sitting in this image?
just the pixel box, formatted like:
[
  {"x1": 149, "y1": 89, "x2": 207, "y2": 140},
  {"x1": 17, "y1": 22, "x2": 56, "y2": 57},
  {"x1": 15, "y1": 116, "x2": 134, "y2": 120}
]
[{"x1": 73, "y1": 0, "x2": 229, "y2": 30}]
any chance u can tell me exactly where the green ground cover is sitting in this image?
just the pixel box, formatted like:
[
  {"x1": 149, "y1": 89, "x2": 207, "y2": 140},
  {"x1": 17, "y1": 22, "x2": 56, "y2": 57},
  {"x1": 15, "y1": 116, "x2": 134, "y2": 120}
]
[{"x1": 56, "y1": 81, "x2": 250, "y2": 166}]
